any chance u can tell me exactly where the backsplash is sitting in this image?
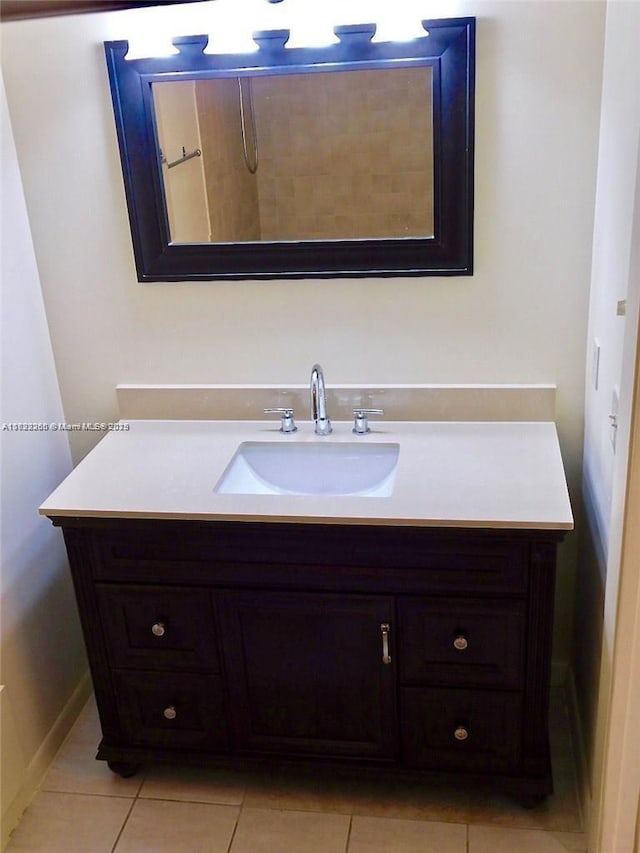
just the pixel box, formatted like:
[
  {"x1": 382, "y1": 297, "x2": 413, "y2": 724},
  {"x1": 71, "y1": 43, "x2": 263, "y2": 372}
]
[{"x1": 116, "y1": 384, "x2": 556, "y2": 422}]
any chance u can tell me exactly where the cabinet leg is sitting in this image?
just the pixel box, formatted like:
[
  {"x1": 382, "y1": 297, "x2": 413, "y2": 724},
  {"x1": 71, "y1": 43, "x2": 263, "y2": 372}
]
[{"x1": 107, "y1": 761, "x2": 140, "y2": 778}]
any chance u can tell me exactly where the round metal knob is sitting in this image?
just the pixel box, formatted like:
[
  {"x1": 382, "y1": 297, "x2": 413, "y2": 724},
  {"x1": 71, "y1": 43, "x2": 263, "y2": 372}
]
[
  {"x1": 454, "y1": 726, "x2": 469, "y2": 741},
  {"x1": 151, "y1": 622, "x2": 166, "y2": 638},
  {"x1": 453, "y1": 635, "x2": 468, "y2": 651},
  {"x1": 163, "y1": 705, "x2": 177, "y2": 720}
]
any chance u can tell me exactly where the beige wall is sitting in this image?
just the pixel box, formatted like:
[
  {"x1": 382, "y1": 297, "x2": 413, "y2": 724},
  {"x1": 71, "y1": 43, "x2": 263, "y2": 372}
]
[
  {"x1": 1, "y1": 1, "x2": 605, "y2": 679},
  {"x1": 0, "y1": 76, "x2": 88, "y2": 847},
  {"x1": 154, "y1": 80, "x2": 211, "y2": 243}
]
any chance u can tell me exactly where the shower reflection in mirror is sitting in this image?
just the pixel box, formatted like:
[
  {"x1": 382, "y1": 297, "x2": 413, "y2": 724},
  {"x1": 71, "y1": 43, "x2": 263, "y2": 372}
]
[
  {"x1": 238, "y1": 77, "x2": 259, "y2": 175},
  {"x1": 151, "y1": 66, "x2": 434, "y2": 245}
]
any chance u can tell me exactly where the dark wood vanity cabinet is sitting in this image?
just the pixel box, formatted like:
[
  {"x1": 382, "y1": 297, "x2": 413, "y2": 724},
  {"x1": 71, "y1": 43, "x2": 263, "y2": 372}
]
[{"x1": 55, "y1": 518, "x2": 562, "y2": 801}]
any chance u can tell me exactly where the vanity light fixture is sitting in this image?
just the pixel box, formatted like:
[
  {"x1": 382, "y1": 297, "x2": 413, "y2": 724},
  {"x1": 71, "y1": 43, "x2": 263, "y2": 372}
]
[
  {"x1": 204, "y1": 0, "x2": 280, "y2": 53},
  {"x1": 283, "y1": 26, "x2": 339, "y2": 50},
  {"x1": 371, "y1": 0, "x2": 432, "y2": 43},
  {"x1": 204, "y1": 0, "x2": 339, "y2": 53},
  {"x1": 372, "y1": 21, "x2": 430, "y2": 43},
  {"x1": 119, "y1": 2, "x2": 186, "y2": 59},
  {"x1": 122, "y1": 0, "x2": 434, "y2": 59},
  {"x1": 125, "y1": 39, "x2": 179, "y2": 60},
  {"x1": 203, "y1": 30, "x2": 259, "y2": 54}
]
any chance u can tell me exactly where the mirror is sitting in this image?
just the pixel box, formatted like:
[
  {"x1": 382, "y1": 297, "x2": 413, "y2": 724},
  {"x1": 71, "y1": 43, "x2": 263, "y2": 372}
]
[
  {"x1": 104, "y1": 18, "x2": 474, "y2": 281},
  {"x1": 153, "y1": 66, "x2": 434, "y2": 244}
]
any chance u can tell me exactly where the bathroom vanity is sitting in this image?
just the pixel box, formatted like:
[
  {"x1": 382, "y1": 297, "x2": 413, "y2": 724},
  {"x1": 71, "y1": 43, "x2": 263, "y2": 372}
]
[{"x1": 41, "y1": 419, "x2": 573, "y2": 804}]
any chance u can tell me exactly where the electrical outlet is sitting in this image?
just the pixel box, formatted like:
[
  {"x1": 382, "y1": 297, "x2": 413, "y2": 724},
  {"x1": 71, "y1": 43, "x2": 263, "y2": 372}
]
[
  {"x1": 610, "y1": 386, "x2": 619, "y2": 451},
  {"x1": 592, "y1": 339, "x2": 601, "y2": 390}
]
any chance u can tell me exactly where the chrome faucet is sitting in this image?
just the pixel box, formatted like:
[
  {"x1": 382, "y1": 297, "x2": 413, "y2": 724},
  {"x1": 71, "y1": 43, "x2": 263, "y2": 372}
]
[{"x1": 310, "y1": 363, "x2": 332, "y2": 435}]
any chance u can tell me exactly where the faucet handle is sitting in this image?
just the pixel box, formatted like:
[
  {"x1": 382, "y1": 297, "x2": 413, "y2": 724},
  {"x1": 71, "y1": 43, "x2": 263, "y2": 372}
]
[
  {"x1": 352, "y1": 408, "x2": 384, "y2": 435},
  {"x1": 264, "y1": 407, "x2": 297, "y2": 433}
]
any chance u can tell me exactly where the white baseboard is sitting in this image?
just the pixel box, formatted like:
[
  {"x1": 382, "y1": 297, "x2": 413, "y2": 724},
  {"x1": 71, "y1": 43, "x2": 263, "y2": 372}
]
[{"x1": 1, "y1": 671, "x2": 92, "y2": 851}]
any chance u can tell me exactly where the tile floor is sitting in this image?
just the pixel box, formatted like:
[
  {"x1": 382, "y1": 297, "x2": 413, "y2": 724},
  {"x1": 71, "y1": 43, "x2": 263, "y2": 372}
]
[{"x1": 7, "y1": 689, "x2": 585, "y2": 852}]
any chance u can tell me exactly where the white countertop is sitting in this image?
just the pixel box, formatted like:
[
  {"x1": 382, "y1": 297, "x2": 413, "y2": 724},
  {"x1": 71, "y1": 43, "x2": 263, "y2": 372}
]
[{"x1": 39, "y1": 420, "x2": 573, "y2": 530}]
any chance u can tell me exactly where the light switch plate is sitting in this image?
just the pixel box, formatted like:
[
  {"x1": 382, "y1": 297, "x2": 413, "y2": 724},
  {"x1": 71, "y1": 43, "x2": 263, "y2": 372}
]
[
  {"x1": 593, "y1": 339, "x2": 601, "y2": 390},
  {"x1": 611, "y1": 386, "x2": 619, "y2": 451}
]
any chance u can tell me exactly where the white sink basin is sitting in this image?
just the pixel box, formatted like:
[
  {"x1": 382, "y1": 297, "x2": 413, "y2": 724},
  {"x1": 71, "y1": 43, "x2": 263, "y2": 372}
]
[{"x1": 215, "y1": 441, "x2": 400, "y2": 497}]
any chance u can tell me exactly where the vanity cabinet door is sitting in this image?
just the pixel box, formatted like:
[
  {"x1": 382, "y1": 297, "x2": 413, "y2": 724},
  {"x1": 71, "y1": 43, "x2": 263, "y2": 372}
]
[{"x1": 216, "y1": 591, "x2": 397, "y2": 760}]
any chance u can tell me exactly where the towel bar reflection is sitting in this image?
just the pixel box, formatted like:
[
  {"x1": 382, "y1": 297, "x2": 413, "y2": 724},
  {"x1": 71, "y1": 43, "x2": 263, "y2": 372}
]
[{"x1": 162, "y1": 147, "x2": 202, "y2": 170}]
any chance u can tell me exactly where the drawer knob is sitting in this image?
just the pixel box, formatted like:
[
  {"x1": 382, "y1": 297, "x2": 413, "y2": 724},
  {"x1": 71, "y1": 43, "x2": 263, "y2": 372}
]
[
  {"x1": 163, "y1": 705, "x2": 177, "y2": 720},
  {"x1": 454, "y1": 725, "x2": 469, "y2": 741},
  {"x1": 151, "y1": 622, "x2": 166, "y2": 638},
  {"x1": 453, "y1": 635, "x2": 468, "y2": 651}
]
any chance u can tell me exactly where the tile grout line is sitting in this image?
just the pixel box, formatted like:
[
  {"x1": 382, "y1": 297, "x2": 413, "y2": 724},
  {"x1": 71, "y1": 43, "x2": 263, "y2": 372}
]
[
  {"x1": 344, "y1": 814, "x2": 353, "y2": 852},
  {"x1": 230, "y1": 780, "x2": 248, "y2": 850},
  {"x1": 39, "y1": 787, "x2": 141, "y2": 799},
  {"x1": 135, "y1": 764, "x2": 150, "y2": 800},
  {"x1": 225, "y1": 811, "x2": 242, "y2": 853},
  {"x1": 108, "y1": 763, "x2": 147, "y2": 853},
  {"x1": 109, "y1": 797, "x2": 137, "y2": 853}
]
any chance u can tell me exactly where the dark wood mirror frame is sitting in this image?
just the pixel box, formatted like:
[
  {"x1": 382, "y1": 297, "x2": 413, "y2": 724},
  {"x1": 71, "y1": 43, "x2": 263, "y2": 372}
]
[{"x1": 104, "y1": 17, "x2": 474, "y2": 281}]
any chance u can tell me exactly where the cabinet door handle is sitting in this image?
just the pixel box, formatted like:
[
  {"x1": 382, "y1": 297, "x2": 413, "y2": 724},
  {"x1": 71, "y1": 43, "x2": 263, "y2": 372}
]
[
  {"x1": 380, "y1": 623, "x2": 391, "y2": 665},
  {"x1": 151, "y1": 621, "x2": 166, "y2": 637},
  {"x1": 163, "y1": 705, "x2": 177, "y2": 720},
  {"x1": 453, "y1": 634, "x2": 468, "y2": 651},
  {"x1": 454, "y1": 725, "x2": 468, "y2": 741}
]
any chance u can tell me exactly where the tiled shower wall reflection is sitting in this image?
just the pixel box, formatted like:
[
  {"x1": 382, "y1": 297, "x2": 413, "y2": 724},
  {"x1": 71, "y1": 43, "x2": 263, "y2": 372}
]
[
  {"x1": 195, "y1": 67, "x2": 434, "y2": 242},
  {"x1": 254, "y1": 68, "x2": 434, "y2": 241},
  {"x1": 196, "y1": 78, "x2": 261, "y2": 242}
]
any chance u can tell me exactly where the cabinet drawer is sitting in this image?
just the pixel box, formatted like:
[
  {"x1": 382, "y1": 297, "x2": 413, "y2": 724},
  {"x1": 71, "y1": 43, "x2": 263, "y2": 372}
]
[
  {"x1": 401, "y1": 687, "x2": 521, "y2": 773},
  {"x1": 112, "y1": 670, "x2": 229, "y2": 749},
  {"x1": 96, "y1": 585, "x2": 219, "y2": 671},
  {"x1": 89, "y1": 525, "x2": 529, "y2": 596},
  {"x1": 398, "y1": 598, "x2": 526, "y2": 688}
]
